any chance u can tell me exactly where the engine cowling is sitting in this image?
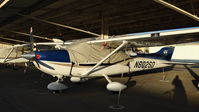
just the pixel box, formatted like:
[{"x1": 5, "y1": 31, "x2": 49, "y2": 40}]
[{"x1": 106, "y1": 82, "x2": 127, "y2": 92}]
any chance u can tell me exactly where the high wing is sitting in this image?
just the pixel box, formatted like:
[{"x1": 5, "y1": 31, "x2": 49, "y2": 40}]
[
  {"x1": 87, "y1": 27, "x2": 199, "y2": 47},
  {"x1": 0, "y1": 44, "x2": 29, "y2": 63},
  {"x1": 1, "y1": 26, "x2": 199, "y2": 64}
]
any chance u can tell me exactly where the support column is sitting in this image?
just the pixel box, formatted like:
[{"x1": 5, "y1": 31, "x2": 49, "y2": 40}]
[{"x1": 101, "y1": 16, "x2": 109, "y2": 39}]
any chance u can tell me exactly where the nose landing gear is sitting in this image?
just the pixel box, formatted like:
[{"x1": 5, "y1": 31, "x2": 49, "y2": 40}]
[{"x1": 47, "y1": 76, "x2": 68, "y2": 93}]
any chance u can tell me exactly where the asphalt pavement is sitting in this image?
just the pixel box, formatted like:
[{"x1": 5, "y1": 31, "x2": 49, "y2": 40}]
[{"x1": 0, "y1": 64, "x2": 199, "y2": 112}]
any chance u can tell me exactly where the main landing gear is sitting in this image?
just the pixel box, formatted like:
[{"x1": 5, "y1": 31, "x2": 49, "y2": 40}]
[
  {"x1": 103, "y1": 74, "x2": 127, "y2": 92},
  {"x1": 103, "y1": 74, "x2": 126, "y2": 110}
]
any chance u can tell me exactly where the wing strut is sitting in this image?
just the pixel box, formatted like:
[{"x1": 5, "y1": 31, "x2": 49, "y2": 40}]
[{"x1": 82, "y1": 41, "x2": 128, "y2": 77}]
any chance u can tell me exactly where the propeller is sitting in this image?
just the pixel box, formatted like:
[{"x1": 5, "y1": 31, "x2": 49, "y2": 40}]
[
  {"x1": 21, "y1": 27, "x2": 54, "y2": 70},
  {"x1": 21, "y1": 48, "x2": 55, "y2": 70}
]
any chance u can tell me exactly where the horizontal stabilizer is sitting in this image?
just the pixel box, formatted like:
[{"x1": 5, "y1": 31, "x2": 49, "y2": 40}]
[{"x1": 171, "y1": 45, "x2": 199, "y2": 63}]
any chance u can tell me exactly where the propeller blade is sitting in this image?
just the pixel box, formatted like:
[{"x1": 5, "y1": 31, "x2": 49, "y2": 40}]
[
  {"x1": 35, "y1": 60, "x2": 55, "y2": 70},
  {"x1": 35, "y1": 60, "x2": 40, "y2": 68}
]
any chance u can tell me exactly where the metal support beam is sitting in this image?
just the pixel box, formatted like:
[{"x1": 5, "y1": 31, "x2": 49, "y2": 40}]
[
  {"x1": 101, "y1": 16, "x2": 109, "y2": 39},
  {"x1": 0, "y1": 0, "x2": 9, "y2": 8},
  {"x1": 0, "y1": 0, "x2": 58, "y2": 28},
  {"x1": 18, "y1": 14, "x2": 100, "y2": 37},
  {"x1": 7, "y1": 30, "x2": 52, "y2": 41},
  {"x1": 0, "y1": 36, "x2": 28, "y2": 43},
  {"x1": 154, "y1": 0, "x2": 199, "y2": 22}
]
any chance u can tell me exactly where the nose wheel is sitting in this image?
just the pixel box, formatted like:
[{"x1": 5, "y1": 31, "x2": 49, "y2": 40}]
[{"x1": 47, "y1": 76, "x2": 68, "y2": 92}]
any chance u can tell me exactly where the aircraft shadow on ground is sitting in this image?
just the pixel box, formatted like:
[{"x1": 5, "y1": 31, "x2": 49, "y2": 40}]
[
  {"x1": 98, "y1": 65, "x2": 175, "y2": 90},
  {"x1": 184, "y1": 65, "x2": 199, "y2": 91},
  {"x1": 125, "y1": 76, "x2": 136, "y2": 89},
  {"x1": 90, "y1": 67, "x2": 168, "y2": 91},
  {"x1": 190, "y1": 64, "x2": 199, "y2": 68},
  {"x1": 0, "y1": 64, "x2": 177, "y2": 94}
]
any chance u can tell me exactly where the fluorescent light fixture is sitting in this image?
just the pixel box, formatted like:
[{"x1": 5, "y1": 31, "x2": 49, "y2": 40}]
[{"x1": 0, "y1": 0, "x2": 10, "y2": 8}]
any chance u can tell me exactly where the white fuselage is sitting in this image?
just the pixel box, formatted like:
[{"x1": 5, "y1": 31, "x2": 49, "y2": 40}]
[{"x1": 33, "y1": 57, "x2": 170, "y2": 78}]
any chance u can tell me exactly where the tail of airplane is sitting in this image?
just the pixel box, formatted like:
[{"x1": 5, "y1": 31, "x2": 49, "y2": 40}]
[
  {"x1": 142, "y1": 45, "x2": 199, "y2": 63},
  {"x1": 171, "y1": 45, "x2": 199, "y2": 63},
  {"x1": 137, "y1": 47, "x2": 174, "y2": 60},
  {"x1": 153, "y1": 47, "x2": 174, "y2": 60}
]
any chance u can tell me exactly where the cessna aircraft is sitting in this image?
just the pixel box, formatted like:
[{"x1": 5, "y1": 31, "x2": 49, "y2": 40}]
[
  {"x1": 1, "y1": 26, "x2": 199, "y2": 92},
  {"x1": 0, "y1": 0, "x2": 199, "y2": 92}
]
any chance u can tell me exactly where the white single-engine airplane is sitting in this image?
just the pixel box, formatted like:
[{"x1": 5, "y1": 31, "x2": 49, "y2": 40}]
[{"x1": 1, "y1": 26, "x2": 199, "y2": 92}]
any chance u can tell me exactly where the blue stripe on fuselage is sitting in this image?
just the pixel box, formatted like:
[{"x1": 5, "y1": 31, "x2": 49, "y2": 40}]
[{"x1": 35, "y1": 50, "x2": 70, "y2": 63}]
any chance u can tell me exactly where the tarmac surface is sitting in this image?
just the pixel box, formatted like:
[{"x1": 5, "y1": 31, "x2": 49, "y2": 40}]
[{"x1": 0, "y1": 64, "x2": 199, "y2": 112}]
